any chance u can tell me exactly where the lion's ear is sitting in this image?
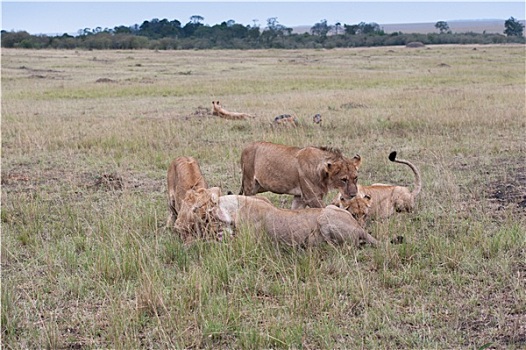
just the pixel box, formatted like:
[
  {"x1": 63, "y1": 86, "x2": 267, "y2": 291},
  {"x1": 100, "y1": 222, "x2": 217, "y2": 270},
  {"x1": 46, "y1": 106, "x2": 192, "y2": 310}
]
[
  {"x1": 363, "y1": 194, "x2": 372, "y2": 207},
  {"x1": 352, "y1": 155, "x2": 361, "y2": 169},
  {"x1": 322, "y1": 161, "x2": 333, "y2": 177},
  {"x1": 209, "y1": 187, "x2": 221, "y2": 204}
]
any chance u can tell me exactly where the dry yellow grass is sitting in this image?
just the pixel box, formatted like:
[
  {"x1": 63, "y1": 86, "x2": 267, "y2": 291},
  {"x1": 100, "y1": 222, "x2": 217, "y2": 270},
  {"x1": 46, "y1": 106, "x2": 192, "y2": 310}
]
[{"x1": 2, "y1": 45, "x2": 525, "y2": 349}]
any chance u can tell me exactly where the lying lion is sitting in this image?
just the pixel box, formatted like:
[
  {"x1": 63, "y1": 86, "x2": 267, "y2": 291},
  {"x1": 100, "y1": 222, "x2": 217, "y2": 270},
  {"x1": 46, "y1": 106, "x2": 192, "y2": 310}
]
[
  {"x1": 212, "y1": 100, "x2": 253, "y2": 120},
  {"x1": 333, "y1": 151, "x2": 421, "y2": 221},
  {"x1": 212, "y1": 194, "x2": 378, "y2": 247}
]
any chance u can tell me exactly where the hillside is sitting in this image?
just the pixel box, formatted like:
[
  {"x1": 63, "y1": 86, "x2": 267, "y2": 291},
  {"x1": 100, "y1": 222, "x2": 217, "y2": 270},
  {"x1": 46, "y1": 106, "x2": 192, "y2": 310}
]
[{"x1": 292, "y1": 19, "x2": 525, "y2": 34}]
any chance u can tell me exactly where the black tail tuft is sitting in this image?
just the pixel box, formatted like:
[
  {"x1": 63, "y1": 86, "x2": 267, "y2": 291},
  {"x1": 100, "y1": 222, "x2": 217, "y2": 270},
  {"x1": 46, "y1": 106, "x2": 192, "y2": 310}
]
[{"x1": 388, "y1": 151, "x2": 397, "y2": 162}]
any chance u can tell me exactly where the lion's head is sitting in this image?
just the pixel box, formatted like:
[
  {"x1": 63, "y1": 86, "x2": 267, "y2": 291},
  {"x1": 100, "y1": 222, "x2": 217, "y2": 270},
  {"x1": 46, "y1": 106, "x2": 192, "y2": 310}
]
[
  {"x1": 336, "y1": 193, "x2": 372, "y2": 227},
  {"x1": 174, "y1": 187, "x2": 223, "y2": 241},
  {"x1": 323, "y1": 153, "x2": 361, "y2": 200}
]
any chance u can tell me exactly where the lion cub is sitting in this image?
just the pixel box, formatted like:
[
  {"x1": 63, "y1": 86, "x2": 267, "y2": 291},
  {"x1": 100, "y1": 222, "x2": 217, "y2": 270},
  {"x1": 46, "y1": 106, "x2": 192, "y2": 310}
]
[
  {"x1": 332, "y1": 193, "x2": 372, "y2": 227},
  {"x1": 334, "y1": 151, "x2": 421, "y2": 222}
]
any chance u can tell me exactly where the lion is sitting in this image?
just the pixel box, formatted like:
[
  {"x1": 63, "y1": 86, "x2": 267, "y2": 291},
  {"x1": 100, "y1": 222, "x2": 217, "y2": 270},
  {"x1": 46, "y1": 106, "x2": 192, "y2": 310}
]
[
  {"x1": 211, "y1": 194, "x2": 378, "y2": 247},
  {"x1": 174, "y1": 186, "x2": 224, "y2": 242},
  {"x1": 331, "y1": 193, "x2": 372, "y2": 227},
  {"x1": 212, "y1": 100, "x2": 253, "y2": 120},
  {"x1": 166, "y1": 156, "x2": 208, "y2": 228},
  {"x1": 334, "y1": 151, "x2": 421, "y2": 220},
  {"x1": 239, "y1": 141, "x2": 362, "y2": 209}
]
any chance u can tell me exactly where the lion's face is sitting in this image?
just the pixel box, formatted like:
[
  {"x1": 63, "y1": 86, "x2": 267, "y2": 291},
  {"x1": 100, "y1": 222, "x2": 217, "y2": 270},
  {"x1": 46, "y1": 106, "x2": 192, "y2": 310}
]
[
  {"x1": 326, "y1": 155, "x2": 361, "y2": 199},
  {"x1": 338, "y1": 194, "x2": 371, "y2": 227}
]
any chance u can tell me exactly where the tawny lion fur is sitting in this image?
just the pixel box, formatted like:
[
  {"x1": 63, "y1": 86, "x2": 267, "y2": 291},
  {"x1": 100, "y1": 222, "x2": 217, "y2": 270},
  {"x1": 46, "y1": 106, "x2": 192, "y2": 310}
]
[
  {"x1": 334, "y1": 151, "x2": 422, "y2": 221},
  {"x1": 166, "y1": 156, "x2": 208, "y2": 228},
  {"x1": 174, "y1": 187, "x2": 223, "y2": 242},
  {"x1": 331, "y1": 193, "x2": 372, "y2": 227},
  {"x1": 212, "y1": 100, "x2": 253, "y2": 120},
  {"x1": 239, "y1": 141, "x2": 362, "y2": 209},
  {"x1": 212, "y1": 195, "x2": 378, "y2": 247}
]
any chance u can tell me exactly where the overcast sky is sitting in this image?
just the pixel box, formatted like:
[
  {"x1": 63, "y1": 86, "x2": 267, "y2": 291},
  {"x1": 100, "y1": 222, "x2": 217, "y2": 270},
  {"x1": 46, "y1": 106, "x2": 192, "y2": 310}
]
[{"x1": 2, "y1": 1, "x2": 525, "y2": 36}]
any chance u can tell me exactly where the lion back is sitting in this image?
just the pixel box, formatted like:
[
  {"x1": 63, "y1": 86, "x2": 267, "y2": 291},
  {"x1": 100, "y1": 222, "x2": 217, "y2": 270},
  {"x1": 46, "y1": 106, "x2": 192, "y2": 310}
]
[{"x1": 240, "y1": 142, "x2": 302, "y2": 195}]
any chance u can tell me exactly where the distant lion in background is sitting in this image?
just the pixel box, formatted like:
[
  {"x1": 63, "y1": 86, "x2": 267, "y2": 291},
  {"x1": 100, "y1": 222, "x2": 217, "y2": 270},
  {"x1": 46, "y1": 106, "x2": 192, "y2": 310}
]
[
  {"x1": 212, "y1": 100, "x2": 253, "y2": 120},
  {"x1": 333, "y1": 151, "x2": 422, "y2": 221}
]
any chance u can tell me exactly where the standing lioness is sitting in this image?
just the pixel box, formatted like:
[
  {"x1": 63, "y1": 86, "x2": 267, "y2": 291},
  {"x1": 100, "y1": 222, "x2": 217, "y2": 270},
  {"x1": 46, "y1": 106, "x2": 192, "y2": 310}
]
[
  {"x1": 166, "y1": 156, "x2": 208, "y2": 228},
  {"x1": 239, "y1": 141, "x2": 361, "y2": 209}
]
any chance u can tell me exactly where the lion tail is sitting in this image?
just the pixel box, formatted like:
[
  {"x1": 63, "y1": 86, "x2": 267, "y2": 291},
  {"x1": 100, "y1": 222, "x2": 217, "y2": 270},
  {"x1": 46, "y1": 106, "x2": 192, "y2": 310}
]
[{"x1": 388, "y1": 151, "x2": 422, "y2": 199}]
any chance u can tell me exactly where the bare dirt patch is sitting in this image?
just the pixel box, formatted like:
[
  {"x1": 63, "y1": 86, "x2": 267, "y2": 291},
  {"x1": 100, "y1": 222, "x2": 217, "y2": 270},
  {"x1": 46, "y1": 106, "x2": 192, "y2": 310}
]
[
  {"x1": 191, "y1": 106, "x2": 213, "y2": 118},
  {"x1": 90, "y1": 173, "x2": 124, "y2": 191},
  {"x1": 487, "y1": 163, "x2": 526, "y2": 211}
]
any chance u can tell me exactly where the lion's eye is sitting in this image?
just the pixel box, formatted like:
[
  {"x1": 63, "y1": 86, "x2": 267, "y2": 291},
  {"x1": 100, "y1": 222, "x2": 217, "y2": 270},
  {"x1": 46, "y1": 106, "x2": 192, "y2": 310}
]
[{"x1": 341, "y1": 178, "x2": 348, "y2": 183}]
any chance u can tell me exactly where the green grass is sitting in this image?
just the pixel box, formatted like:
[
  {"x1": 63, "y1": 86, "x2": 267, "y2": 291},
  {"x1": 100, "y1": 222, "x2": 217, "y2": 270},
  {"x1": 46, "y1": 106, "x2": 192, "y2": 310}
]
[{"x1": 2, "y1": 45, "x2": 525, "y2": 349}]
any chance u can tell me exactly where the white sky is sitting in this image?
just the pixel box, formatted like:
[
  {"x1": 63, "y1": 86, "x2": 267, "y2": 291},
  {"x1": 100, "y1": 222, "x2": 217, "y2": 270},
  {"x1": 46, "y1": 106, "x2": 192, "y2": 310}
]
[{"x1": 2, "y1": 1, "x2": 525, "y2": 35}]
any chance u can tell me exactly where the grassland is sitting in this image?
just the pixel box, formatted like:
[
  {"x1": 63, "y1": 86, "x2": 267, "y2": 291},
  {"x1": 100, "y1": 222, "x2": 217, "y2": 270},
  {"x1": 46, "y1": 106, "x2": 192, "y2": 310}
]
[{"x1": 2, "y1": 45, "x2": 525, "y2": 349}]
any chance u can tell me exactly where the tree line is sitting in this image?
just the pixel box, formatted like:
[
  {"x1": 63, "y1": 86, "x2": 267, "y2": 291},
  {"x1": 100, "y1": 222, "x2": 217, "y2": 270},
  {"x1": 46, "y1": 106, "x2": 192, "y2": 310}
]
[{"x1": 2, "y1": 16, "x2": 524, "y2": 50}]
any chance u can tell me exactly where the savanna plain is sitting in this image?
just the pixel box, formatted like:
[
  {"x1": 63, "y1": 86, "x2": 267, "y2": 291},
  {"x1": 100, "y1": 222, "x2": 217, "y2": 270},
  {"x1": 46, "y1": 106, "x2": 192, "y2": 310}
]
[{"x1": 1, "y1": 45, "x2": 525, "y2": 349}]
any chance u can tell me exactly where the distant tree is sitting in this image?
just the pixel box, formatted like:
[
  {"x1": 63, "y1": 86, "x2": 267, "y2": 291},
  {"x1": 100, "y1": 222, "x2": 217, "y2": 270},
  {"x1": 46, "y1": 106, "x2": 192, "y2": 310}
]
[
  {"x1": 138, "y1": 18, "x2": 181, "y2": 39},
  {"x1": 344, "y1": 24, "x2": 359, "y2": 35},
  {"x1": 1, "y1": 30, "x2": 32, "y2": 47},
  {"x1": 265, "y1": 17, "x2": 282, "y2": 32},
  {"x1": 358, "y1": 22, "x2": 383, "y2": 35},
  {"x1": 311, "y1": 19, "x2": 331, "y2": 38},
  {"x1": 80, "y1": 28, "x2": 93, "y2": 36},
  {"x1": 113, "y1": 25, "x2": 132, "y2": 34},
  {"x1": 504, "y1": 17, "x2": 524, "y2": 37},
  {"x1": 182, "y1": 17, "x2": 204, "y2": 37},
  {"x1": 435, "y1": 21, "x2": 450, "y2": 34},
  {"x1": 262, "y1": 17, "x2": 291, "y2": 47},
  {"x1": 190, "y1": 15, "x2": 204, "y2": 24},
  {"x1": 334, "y1": 22, "x2": 342, "y2": 35}
]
